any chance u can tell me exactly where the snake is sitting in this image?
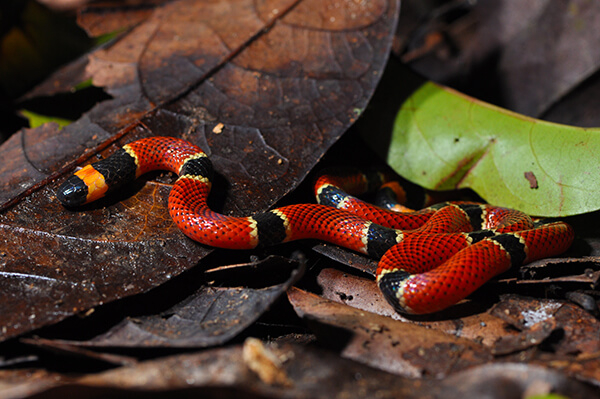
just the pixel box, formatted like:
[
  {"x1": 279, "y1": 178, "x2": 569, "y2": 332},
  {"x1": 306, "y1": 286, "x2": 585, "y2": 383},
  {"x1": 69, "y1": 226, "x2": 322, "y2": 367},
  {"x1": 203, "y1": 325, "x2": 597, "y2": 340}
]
[{"x1": 56, "y1": 136, "x2": 574, "y2": 314}]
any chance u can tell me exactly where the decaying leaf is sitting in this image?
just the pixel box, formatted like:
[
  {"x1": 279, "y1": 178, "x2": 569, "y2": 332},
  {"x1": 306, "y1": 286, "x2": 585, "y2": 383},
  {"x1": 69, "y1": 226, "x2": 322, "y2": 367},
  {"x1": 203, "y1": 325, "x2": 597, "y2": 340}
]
[
  {"x1": 287, "y1": 287, "x2": 492, "y2": 377},
  {"x1": 41, "y1": 256, "x2": 303, "y2": 348}
]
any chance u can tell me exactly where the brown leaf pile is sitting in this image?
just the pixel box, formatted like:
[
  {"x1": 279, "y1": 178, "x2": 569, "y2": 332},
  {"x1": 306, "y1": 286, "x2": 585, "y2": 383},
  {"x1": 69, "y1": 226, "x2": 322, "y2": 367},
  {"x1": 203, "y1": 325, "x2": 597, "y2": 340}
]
[{"x1": 0, "y1": 0, "x2": 599, "y2": 398}]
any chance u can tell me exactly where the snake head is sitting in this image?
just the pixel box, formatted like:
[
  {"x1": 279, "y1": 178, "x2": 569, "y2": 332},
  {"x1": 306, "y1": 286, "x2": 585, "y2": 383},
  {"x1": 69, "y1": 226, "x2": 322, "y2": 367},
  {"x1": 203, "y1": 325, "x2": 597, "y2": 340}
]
[{"x1": 56, "y1": 172, "x2": 93, "y2": 207}]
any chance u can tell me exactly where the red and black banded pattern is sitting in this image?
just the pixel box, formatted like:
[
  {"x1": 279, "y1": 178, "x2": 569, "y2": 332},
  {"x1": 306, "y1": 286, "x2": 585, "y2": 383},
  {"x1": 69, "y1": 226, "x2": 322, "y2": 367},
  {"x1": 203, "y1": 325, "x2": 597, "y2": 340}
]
[{"x1": 57, "y1": 137, "x2": 575, "y2": 314}]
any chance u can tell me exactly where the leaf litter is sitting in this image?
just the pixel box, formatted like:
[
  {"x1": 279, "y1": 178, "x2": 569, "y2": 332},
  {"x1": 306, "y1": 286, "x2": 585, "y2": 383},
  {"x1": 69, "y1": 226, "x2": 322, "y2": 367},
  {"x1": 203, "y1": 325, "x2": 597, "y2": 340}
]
[{"x1": 0, "y1": 0, "x2": 599, "y2": 398}]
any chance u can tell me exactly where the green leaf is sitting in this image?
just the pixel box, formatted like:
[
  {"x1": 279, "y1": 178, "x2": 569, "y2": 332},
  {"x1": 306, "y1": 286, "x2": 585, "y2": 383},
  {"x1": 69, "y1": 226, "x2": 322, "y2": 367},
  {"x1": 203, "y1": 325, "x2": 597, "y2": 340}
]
[
  {"x1": 525, "y1": 395, "x2": 571, "y2": 399},
  {"x1": 19, "y1": 109, "x2": 72, "y2": 129},
  {"x1": 72, "y1": 78, "x2": 95, "y2": 92},
  {"x1": 387, "y1": 81, "x2": 600, "y2": 217}
]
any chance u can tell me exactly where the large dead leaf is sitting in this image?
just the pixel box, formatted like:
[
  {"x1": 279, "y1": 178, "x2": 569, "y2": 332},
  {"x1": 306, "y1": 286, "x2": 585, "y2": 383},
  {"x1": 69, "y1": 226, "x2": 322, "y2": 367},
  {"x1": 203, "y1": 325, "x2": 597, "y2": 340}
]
[
  {"x1": 28, "y1": 256, "x2": 303, "y2": 348},
  {"x1": 287, "y1": 287, "x2": 492, "y2": 377},
  {"x1": 0, "y1": 0, "x2": 399, "y2": 341}
]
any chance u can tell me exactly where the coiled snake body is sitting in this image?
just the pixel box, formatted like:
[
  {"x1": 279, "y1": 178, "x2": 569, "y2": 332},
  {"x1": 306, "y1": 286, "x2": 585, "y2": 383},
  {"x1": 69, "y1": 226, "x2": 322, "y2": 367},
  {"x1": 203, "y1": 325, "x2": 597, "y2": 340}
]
[{"x1": 57, "y1": 137, "x2": 574, "y2": 314}]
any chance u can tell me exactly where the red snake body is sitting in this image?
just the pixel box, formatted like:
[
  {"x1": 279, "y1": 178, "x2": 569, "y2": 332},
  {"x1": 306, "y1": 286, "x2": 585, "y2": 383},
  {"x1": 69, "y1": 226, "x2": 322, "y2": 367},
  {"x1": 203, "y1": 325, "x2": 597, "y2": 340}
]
[{"x1": 57, "y1": 137, "x2": 574, "y2": 314}]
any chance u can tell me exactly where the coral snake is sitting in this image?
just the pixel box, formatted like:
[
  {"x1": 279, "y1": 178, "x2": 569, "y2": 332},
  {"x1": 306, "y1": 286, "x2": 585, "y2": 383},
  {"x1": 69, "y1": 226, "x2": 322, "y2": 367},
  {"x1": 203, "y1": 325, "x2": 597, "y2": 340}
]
[{"x1": 57, "y1": 136, "x2": 574, "y2": 314}]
